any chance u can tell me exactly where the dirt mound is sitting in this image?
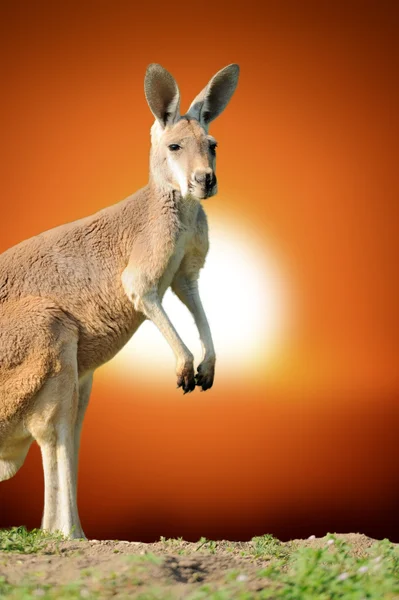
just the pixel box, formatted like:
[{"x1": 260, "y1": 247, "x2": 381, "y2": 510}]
[{"x1": 0, "y1": 533, "x2": 392, "y2": 598}]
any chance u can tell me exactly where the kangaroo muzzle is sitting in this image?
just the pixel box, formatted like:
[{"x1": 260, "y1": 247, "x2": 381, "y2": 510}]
[{"x1": 191, "y1": 168, "x2": 217, "y2": 199}]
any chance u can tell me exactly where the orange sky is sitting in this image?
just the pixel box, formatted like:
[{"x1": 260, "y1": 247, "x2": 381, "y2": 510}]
[{"x1": 1, "y1": 1, "x2": 399, "y2": 541}]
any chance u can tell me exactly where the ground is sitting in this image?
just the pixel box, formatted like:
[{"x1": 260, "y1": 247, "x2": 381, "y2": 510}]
[{"x1": 0, "y1": 529, "x2": 398, "y2": 598}]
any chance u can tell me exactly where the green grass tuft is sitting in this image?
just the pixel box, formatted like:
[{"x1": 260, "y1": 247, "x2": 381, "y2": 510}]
[
  {"x1": 0, "y1": 526, "x2": 65, "y2": 554},
  {"x1": 250, "y1": 533, "x2": 290, "y2": 560},
  {"x1": 195, "y1": 537, "x2": 218, "y2": 553},
  {"x1": 256, "y1": 534, "x2": 399, "y2": 599}
]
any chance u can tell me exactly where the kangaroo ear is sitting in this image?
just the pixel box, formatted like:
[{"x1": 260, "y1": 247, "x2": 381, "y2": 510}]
[
  {"x1": 144, "y1": 64, "x2": 181, "y2": 127},
  {"x1": 186, "y1": 64, "x2": 240, "y2": 128}
]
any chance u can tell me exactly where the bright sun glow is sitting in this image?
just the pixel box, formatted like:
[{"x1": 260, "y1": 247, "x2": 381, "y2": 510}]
[{"x1": 104, "y1": 215, "x2": 288, "y2": 383}]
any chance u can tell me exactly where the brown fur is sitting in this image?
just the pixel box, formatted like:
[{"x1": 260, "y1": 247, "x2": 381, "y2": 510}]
[
  {"x1": 0, "y1": 62, "x2": 239, "y2": 537},
  {"x1": 0, "y1": 185, "x2": 212, "y2": 424}
]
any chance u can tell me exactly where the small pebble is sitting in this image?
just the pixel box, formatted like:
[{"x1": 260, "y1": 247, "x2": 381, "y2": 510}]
[
  {"x1": 358, "y1": 566, "x2": 368, "y2": 574},
  {"x1": 327, "y1": 539, "x2": 335, "y2": 546},
  {"x1": 308, "y1": 535, "x2": 316, "y2": 540},
  {"x1": 337, "y1": 572, "x2": 349, "y2": 581},
  {"x1": 236, "y1": 574, "x2": 249, "y2": 582}
]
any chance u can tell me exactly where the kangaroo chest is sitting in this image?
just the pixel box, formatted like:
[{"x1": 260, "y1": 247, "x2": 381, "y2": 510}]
[{"x1": 157, "y1": 229, "x2": 192, "y2": 299}]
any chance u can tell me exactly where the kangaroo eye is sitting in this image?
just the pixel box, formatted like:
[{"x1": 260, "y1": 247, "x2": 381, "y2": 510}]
[
  {"x1": 168, "y1": 144, "x2": 181, "y2": 152},
  {"x1": 209, "y1": 143, "x2": 217, "y2": 154}
]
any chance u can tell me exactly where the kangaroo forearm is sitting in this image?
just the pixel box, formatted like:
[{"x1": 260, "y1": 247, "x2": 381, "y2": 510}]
[
  {"x1": 121, "y1": 263, "x2": 193, "y2": 365},
  {"x1": 139, "y1": 291, "x2": 193, "y2": 365},
  {"x1": 172, "y1": 278, "x2": 215, "y2": 361},
  {"x1": 190, "y1": 299, "x2": 215, "y2": 361}
]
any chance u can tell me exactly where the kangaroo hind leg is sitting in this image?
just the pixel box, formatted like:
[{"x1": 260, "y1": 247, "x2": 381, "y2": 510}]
[
  {"x1": 74, "y1": 374, "x2": 93, "y2": 487},
  {"x1": 26, "y1": 339, "x2": 85, "y2": 539},
  {"x1": 0, "y1": 297, "x2": 75, "y2": 484},
  {"x1": 0, "y1": 433, "x2": 33, "y2": 482}
]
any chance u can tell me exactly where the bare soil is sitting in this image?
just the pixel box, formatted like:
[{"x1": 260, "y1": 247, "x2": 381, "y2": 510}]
[{"x1": 0, "y1": 533, "x2": 381, "y2": 598}]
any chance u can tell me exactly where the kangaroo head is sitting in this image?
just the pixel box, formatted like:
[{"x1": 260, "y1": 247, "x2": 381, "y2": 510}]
[{"x1": 144, "y1": 63, "x2": 239, "y2": 200}]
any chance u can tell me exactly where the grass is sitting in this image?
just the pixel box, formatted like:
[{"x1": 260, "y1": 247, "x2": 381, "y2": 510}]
[
  {"x1": 250, "y1": 533, "x2": 291, "y2": 560},
  {"x1": 253, "y1": 533, "x2": 399, "y2": 599},
  {"x1": 0, "y1": 527, "x2": 65, "y2": 554},
  {"x1": 0, "y1": 530, "x2": 398, "y2": 598},
  {"x1": 195, "y1": 536, "x2": 218, "y2": 554}
]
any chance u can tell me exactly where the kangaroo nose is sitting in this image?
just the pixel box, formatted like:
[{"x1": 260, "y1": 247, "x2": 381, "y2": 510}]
[{"x1": 194, "y1": 168, "x2": 213, "y2": 188}]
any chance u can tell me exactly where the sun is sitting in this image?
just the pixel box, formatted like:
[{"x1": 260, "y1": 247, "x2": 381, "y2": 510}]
[{"x1": 102, "y1": 214, "x2": 289, "y2": 384}]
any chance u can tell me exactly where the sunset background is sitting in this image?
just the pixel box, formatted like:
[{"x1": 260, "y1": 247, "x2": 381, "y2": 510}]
[{"x1": 1, "y1": 0, "x2": 399, "y2": 542}]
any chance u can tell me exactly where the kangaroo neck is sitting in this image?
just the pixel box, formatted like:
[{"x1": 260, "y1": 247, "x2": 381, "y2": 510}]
[{"x1": 148, "y1": 179, "x2": 201, "y2": 229}]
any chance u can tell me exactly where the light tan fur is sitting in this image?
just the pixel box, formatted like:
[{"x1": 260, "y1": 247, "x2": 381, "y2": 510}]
[{"x1": 0, "y1": 63, "x2": 239, "y2": 538}]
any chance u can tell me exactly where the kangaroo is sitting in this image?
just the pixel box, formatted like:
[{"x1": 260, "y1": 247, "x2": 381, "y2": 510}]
[{"x1": 0, "y1": 63, "x2": 240, "y2": 538}]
